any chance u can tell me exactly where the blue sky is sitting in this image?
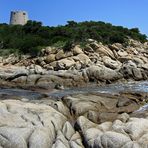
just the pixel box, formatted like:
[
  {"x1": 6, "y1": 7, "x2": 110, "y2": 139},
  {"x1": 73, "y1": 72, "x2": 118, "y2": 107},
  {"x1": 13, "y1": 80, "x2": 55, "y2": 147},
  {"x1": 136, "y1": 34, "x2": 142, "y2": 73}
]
[{"x1": 0, "y1": 0, "x2": 147, "y2": 35}]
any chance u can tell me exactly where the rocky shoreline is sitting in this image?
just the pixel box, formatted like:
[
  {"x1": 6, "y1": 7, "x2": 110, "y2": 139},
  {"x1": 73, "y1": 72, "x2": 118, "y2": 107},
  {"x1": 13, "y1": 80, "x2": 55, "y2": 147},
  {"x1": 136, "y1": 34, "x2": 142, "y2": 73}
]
[
  {"x1": 0, "y1": 39, "x2": 148, "y2": 147},
  {"x1": 0, "y1": 90, "x2": 148, "y2": 147},
  {"x1": 0, "y1": 39, "x2": 148, "y2": 89}
]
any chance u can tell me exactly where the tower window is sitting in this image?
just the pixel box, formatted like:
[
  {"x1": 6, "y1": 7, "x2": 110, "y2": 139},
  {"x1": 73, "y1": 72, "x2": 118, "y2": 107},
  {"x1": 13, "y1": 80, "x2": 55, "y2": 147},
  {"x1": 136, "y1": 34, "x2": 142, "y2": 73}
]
[{"x1": 23, "y1": 13, "x2": 26, "y2": 15}]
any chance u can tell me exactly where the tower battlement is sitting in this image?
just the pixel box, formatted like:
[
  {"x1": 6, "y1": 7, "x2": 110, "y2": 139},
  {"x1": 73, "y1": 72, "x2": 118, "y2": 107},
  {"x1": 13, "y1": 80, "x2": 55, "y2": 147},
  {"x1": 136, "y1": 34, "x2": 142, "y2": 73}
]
[{"x1": 10, "y1": 11, "x2": 28, "y2": 25}]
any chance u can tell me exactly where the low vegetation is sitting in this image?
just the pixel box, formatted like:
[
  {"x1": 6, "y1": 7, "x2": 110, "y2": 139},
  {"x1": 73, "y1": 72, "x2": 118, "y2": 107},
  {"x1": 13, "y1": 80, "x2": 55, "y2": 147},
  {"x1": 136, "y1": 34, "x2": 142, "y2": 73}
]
[{"x1": 0, "y1": 20, "x2": 147, "y2": 56}]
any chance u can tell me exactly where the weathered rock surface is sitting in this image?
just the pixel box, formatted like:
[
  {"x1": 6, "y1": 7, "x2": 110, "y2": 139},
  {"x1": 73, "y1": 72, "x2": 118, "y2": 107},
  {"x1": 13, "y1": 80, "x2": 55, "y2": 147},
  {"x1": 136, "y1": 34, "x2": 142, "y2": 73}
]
[
  {"x1": 76, "y1": 115, "x2": 148, "y2": 148},
  {"x1": 0, "y1": 100, "x2": 83, "y2": 148},
  {"x1": 86, "y1": 65, "x2": 122, "y2": 82},
  {"x1": 0, "y1": 39, "x2": 148, "y2": 87},
  {"x1": 62, "y1": 93, "x2": 144, "y2": 123},
  {"x1": 0, "y1": 89, "x2": 147, "y2": 148}
]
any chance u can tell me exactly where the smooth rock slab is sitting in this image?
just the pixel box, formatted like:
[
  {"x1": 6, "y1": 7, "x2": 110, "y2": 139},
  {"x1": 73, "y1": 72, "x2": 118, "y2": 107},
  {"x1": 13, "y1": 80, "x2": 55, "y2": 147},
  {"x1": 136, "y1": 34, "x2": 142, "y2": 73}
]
[{"x1": 0, "y1": 100, "x2": 80, "y2": 148}]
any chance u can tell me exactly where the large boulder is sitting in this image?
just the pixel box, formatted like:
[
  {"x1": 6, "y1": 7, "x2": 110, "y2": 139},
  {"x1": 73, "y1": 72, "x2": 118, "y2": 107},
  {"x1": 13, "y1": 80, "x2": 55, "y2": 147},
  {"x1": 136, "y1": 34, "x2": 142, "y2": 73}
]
[
  {"x1": 108, "y1": 43, "x2": 123, "y2": 51},
  {"x1": 103, "y1": 56, "x2": 121, "y2": 69},
  {"x1": 75, "y1": 114, "x2": 148, "y2": 148},
  {"x1": 132, "y1": 68, "x2": 143, "y2": 80},
  {"x1": 90, "y1": 42, "x2": 115, "y2": 59},
  {"x1": 129, "y1": 39, "x2": 143, "y2": 48},
  {"x1": 2, "y1": 54, "x2": 19, "y2": 65},
  {"x1": 132, "y1": 57, "x2": 144, "y2": 65},
  {"x1": 86, "y1": 65, "x2": 122, "y2": 81},
  {"x1": 100, "y1": 131, "x2": 131, "y2": 148},
  {"x1": 34, "y1": 65, "x2": 45, "y2": 75},
  {"x1": 0, "y1": 100, "x2": 67, "y2": 148},
  {"x1": 72, "y1": 45, "x2": 83, "y2": 55},
  {"x1": 56, "y1": 50, "x2": 73, "y2": 60},
  {"x1": 117, "y1": 50, "x2": 128, "y2": 57},
  {"x1": 77, "y1": 54, "x2": 91, "y2": 65},
  {"x1": 45, "y1": 54, "x2": 56, "y2": 64},
  {"x1": 124, "y1": 118, "x2": 148, "y2": 140},
  {"x1": 27, "y1": 65, "x2": 46, "y2": 75},
  {"x1": 12, "y1": 75, "x2": 27, "y2": 84},
  {"x1": 41, "y1": 46, "x2": 57, "y2": 55},
  {"x1": 56, "y1": 59, "x2": 75, "y2": 70},
  {"x1": 120, "y1": 60, "x2": 143, "y2": 80}
]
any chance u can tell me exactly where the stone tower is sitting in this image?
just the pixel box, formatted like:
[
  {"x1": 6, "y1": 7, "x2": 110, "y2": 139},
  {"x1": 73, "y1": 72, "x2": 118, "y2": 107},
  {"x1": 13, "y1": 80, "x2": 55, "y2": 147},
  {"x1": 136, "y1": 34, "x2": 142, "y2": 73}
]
[{"x1": 10, "y1": 11, "x2": 28, "y2": 25}]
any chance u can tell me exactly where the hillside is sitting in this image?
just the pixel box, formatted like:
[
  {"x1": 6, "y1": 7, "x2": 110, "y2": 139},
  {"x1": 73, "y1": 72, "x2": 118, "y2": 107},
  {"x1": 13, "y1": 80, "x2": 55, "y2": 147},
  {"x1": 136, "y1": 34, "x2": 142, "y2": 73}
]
[{"x1": 0, "y1": 20, "x2": 147, "y2": 56}]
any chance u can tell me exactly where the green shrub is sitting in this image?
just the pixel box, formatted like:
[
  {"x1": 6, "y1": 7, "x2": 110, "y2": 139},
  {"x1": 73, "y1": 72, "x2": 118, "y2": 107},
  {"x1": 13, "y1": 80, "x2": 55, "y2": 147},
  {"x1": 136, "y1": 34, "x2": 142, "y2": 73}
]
[
  {"x1": 0, "y1": 20, "x2": 147, "y2": 56},
  {"x1": 63, "y1": 40, "x2": 74, "y2": 51},
  {"x1": 0, "y1": 48, "x2": 20, "y2": 57},
  {"x1": 52, "y1": 41, "x2": 66, "y2": 48}
]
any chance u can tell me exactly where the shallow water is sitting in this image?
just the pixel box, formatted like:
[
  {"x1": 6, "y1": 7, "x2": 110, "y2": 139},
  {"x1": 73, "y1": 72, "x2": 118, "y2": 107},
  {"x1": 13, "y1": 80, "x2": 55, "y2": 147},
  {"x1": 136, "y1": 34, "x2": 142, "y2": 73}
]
[
  {"x1": 48, "y1": 81, "x2": 148, "y2": 97},
  {"x1": 0, "y1": 88, "x2": 44, "y2": 100},
  {"x1": 0, "y1": 81, "x2": 148, "y2": 100}
]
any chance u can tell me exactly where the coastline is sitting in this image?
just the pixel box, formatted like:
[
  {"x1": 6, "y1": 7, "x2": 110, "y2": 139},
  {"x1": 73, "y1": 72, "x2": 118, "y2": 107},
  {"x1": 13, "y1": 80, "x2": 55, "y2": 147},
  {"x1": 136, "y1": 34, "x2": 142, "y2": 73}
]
[{"x1": 0, "y1": 39, "x2": 148, "y2": 147}]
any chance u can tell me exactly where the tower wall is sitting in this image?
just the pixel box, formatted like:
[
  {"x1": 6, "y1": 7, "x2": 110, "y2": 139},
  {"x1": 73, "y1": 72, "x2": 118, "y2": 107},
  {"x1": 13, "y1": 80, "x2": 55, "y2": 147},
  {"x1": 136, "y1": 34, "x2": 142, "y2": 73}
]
[{"x1": 10, "y1": 11, "x2": 28, "y2": 25}]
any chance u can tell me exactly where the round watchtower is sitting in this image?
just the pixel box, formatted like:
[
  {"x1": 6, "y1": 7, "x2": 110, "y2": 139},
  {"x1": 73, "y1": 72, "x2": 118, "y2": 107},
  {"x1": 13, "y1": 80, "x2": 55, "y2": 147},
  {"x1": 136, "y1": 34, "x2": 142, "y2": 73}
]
[{"x1": 10, "y1": 11, "x2": 28, "y2": 25}]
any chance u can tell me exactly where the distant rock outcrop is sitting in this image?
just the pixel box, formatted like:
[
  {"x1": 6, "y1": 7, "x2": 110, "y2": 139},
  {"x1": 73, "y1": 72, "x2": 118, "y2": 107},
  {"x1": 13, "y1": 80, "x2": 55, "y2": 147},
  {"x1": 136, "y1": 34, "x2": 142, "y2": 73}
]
[{"x1": 0, "y1": 39, "x2": 148, "y2": 87}]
